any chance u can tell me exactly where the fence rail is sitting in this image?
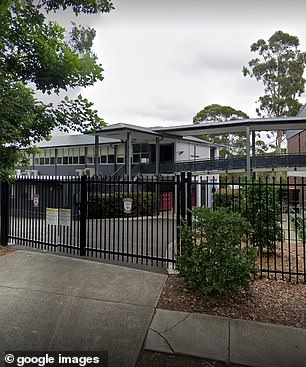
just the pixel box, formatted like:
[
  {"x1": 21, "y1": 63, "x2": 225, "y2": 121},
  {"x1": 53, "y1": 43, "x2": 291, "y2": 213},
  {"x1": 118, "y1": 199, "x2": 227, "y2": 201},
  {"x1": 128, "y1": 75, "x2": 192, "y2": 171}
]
[
  {"x1": 207, "y1": 176, "x2": 306, "y2": 282},
  {"x1": 1, "y1": 175, "x2": 181, "y2": 268},
  {"x1": 0, "y1": 173, "x2": 305, "y2": 280}
]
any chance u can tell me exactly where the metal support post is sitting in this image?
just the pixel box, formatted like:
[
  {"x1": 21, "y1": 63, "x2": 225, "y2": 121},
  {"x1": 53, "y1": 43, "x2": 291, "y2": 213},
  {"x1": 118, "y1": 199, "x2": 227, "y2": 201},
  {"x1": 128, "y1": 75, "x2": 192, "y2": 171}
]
[{"x1": 0, "y1": 181, "x2": 10, "y2": 246}]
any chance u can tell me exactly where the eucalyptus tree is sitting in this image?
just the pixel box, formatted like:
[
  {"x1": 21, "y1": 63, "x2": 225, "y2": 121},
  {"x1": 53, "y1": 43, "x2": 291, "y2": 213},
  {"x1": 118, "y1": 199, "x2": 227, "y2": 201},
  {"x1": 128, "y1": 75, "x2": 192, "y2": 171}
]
[{"x1": 243, "y1": 30, "x2": 306, "y2": 153}]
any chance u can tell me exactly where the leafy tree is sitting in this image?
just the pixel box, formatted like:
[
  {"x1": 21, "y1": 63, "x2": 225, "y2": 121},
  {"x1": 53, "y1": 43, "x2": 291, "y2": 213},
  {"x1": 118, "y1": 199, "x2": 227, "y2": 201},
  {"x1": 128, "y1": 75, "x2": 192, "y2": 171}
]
[
  {"x1": 193, "y1": 104, "x2": 248, "y2": 158},
  {"x1": 0, "y1": 0, "x2": 114, "y2": 180},
  {"x1": 193, "y1": 104, "x2": 268, "y2": 157},
  {"x1": 243, "y1": 30, "x2": 306, "y2": 153}
]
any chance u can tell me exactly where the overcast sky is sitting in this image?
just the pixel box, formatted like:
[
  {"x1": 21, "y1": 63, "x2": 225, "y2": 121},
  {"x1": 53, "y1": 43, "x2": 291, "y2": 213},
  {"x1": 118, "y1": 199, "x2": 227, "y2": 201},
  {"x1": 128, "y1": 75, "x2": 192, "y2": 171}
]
[{"x1": 74, "y1": 0, "x2": 306, "y2": 127}]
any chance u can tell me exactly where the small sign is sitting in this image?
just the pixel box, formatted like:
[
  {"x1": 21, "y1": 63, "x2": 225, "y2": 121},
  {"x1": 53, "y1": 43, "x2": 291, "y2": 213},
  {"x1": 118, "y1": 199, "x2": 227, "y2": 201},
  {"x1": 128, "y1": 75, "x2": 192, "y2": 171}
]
[
  {"x1": 46, "y1": 208, "x2": 58, "y2": 226},
  {"x1": 33, "y1": 194, "x2": 39, "y2": 208},
  {"x1": 59, "y1": 209, "x2": 71, "y2": 227},
  {"x1": 123, "y1": 197, "x2": 133, "y2": 214}
]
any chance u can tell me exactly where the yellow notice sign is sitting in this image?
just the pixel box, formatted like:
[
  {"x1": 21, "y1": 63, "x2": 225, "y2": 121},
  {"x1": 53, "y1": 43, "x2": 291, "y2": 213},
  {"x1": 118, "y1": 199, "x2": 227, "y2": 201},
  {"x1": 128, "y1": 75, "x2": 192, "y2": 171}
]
[{"x1": 46, "y1": 208, "x2": 58, "y2": 226}]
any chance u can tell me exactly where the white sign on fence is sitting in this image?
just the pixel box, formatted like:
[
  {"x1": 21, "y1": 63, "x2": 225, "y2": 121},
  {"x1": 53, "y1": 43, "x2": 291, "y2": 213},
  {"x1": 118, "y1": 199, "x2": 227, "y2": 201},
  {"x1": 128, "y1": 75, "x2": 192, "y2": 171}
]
[
  {"x1": 46, "y1": 208, "x2": 58, "y2": 226},
  {"x1": 123, "y1": 197, "x2": 133, "y2": 214},
  {"x1": 33, "y1": 194, "x2": 39, "y2": 208},
  {"x1": 59, "y1": 209, "x2": 71, "y2": 227}
]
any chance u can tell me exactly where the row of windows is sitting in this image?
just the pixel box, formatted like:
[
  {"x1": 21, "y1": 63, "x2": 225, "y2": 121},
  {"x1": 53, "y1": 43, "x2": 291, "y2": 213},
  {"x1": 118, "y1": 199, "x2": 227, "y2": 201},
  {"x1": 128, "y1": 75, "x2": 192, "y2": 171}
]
[{"x1": 33, "y1": 155, "x2": 126, "y2": 166}]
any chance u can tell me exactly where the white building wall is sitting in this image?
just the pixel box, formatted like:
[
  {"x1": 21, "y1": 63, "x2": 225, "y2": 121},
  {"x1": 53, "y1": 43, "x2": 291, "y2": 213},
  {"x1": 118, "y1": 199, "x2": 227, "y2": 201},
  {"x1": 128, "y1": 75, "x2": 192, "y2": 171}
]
[
  {"x1": 174, "y1": 141, "x2": 213, "y2": 162},
  {"x1": 196, "y1": 144, "x2": 210, "y2": 159}
]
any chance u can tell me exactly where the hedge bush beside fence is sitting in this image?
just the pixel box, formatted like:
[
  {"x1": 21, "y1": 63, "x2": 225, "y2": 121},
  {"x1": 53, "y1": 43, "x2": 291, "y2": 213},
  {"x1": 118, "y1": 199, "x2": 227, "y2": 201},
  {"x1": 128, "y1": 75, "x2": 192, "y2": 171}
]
[
  {"x1": 177, "y1": 207, "x2": 257, "y2": 302},
  {"x1": 88, "y1": 191, "x2": 157, "y2": 218}
]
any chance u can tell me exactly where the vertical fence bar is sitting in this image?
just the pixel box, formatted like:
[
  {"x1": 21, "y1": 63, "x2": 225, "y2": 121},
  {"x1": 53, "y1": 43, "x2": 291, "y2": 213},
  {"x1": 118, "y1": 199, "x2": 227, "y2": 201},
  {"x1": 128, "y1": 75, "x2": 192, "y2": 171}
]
[
  {"x1": 80, "y1": 175, "x2": 87, "y2": 256},
  {"x1": 272, "y1": 176, "x2": 277, "y2": 279},
  {"x1": 176, "y1": 174, "x2": 181, "y2": 247},
  {"x1": 186, "y1": 172, "x2": 192, "y2": 228},
  {"x1": 180, "y1": 172, "x2": 186, "y2": 222},
  {"x1": 302, "y1": 177, "x2": 306, "y2": 281},
  {"x1": 286, "y1": 176, "x2": 291, "y2": 282},
  {"x1": 0, "y1": 181, "x2": 9, "y2": 246},
  {"x1": 279, "y1": 177, "x2": 284, "y2": 280}
]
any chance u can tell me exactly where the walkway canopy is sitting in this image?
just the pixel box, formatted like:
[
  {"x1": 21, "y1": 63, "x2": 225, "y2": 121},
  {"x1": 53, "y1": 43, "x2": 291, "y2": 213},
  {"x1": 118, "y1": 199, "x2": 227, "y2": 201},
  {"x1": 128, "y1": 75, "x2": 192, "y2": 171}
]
[{"x1": 90, "y1": 116, "x2": 306, "y2": 178}]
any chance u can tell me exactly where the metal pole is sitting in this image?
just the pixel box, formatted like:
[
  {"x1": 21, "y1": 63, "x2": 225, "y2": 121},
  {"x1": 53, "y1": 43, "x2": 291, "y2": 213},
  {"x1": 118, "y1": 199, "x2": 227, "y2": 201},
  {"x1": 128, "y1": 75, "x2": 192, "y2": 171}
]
[
  {"x1": 54, "y1": 148, "x2": 58, "y2": 176},
  {"x1": 127, "y1": 132, "x2": 132, "y2": 181},
  {"x1": 94, "y1": 135, "x2": 99, "y2": 176},
  {"x1": 79, "y1": 175, "x2": 87, "y2": 256},
  {"x1": 246, "y1": 126, "x2": 251, "y2": 180},
  {"x1": 252, "y1": 131, "x2": 256, "y2": 157},
  {"x1": 0, "y1": 181, "x2": 10, "y2": 245},
  {"x1": 155, "y1": 137, "x2": 160, "y2": 177}
]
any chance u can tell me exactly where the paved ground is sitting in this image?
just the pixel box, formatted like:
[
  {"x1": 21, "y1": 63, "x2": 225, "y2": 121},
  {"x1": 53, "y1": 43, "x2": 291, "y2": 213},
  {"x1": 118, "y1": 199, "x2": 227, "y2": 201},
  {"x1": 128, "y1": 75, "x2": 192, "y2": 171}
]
[
  {"x1": 0, "y1": 251, "x2": 167, "y2": 367},
  {"x1": 144, "y1": 309, "x2": 306, "y2": 367},
  {"x1": 10, "y1": 217, "x2": 177, "y2": 267}
]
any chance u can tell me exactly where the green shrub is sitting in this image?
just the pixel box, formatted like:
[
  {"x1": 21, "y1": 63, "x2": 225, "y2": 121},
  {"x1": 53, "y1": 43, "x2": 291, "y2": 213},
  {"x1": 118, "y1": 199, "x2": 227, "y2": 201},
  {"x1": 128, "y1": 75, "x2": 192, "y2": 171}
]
[
  {"x1": 88, "y1": 191, "x2": 157, "y2": 218},
  {"x1": 176, "y1": 207, "x2": 257, "y2": 301},
  {"x1": 214, "y1": 180, "x2": 282, "y2": 253},
  {"x1": 213, "y1": 188, "x2": 241, "y2": 211},
  {"x1": 241, "y1": 181, "x2": 282, "y2": 252}
]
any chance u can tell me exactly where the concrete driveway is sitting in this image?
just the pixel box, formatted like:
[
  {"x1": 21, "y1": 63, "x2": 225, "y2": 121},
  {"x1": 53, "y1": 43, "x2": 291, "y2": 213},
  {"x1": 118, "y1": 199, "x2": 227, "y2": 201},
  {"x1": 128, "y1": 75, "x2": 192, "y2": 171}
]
[{"x1": 0, "y1": 251, "x2": 167, "y2": 367}]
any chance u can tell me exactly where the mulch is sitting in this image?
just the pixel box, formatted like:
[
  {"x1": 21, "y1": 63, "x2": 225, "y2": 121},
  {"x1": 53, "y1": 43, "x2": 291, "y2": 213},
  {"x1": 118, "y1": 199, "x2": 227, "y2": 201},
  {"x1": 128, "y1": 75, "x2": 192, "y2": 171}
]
[{"x1": 158, "y1": 274, "x2": 306, "y2": 329}]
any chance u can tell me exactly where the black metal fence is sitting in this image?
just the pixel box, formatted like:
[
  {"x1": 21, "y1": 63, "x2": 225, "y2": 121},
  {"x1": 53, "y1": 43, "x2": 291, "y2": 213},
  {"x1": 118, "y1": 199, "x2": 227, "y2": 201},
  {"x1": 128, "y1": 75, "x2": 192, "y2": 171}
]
[
  {"x1": 1, "y1": 175, "x2": 184, "y2": 268},
  {"x1": 193, "y1": 175, "x2": 306, "y2": 282},
  {"x1": 0, "y1": 173, "x2": 306, "y2": 280}
]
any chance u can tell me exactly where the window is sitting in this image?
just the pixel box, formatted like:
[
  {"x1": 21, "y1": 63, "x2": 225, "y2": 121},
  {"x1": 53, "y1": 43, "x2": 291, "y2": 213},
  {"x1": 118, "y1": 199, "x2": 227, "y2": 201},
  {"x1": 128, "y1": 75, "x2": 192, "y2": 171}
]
[
  {"x1": 39, "y1": 157, "x2": 44, "y2": 165},
  {"x1": 79, "y1": 156, "x2": 85, "y2": 164},
  {"x1": 44, "y1": 157, "x2": 50, "y2": 165},
  {"x1": 133, "y1": 144, "x2": 141, "y2": 153},
  {"x1": 108, "y1": 155, "x2": 114, "y2": 163},
  {"x1": 133, "y1": 155, "x2": 140, "y2": 163},
  {"x1": 34, "y1": 158, "x2": 39, "y2": 165},
  {"x1": 73, "y1": 156, "x2": 79, "y2": 164},
  {"x1": 57, "y1": 157, "x2": 63, "y2": 164},
  {"x1": 87, "y1": 156, "x2": 93, "y2": 164},
  {"x1": 100, "y1": 155, "x2": 107, "y2": 164},
  {"x1": 50, "y1": 157, "x2": 55, "y2": 165},
  {"x1": 117, "y1": 156, "x2": 124, "y2": 164},
  {"x1": 133, "y1": 143, "x2": 149, "y2": 163},
  {"x1": 68, "y1": 157, "x2": 73, "y2": 164},
  {"x1": 63, "y1": 157, "x2": 69, "y2": 165}
]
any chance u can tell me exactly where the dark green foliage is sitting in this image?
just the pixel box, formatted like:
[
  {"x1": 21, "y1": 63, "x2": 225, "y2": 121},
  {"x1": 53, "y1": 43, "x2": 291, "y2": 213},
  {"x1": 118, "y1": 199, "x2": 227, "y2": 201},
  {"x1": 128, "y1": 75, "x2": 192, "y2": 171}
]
[
  {"x1": 176, "y1": 207, "x2": 257, "y2": 301},
  {"x1": 213, "y1": 188, "x2": 241, "y2": 211},
  {"x1": 0, "y1": 0, "x2": 113, "y2": 178},
  {"x1": 214, "y1": 179, "x2": 282, "y2": 252},
  {"x1": 88, "y1": 191, "x2": 157, "y2": 218},
  {"x1": 243, "y1": 30, "x2": 306, "y2": 152},
  {"x1": 192, "y1": 104, "x2": 249, "y2": 158},
  {"x1": 241, "y1": 180, "x2": 282, "y2": 252}
]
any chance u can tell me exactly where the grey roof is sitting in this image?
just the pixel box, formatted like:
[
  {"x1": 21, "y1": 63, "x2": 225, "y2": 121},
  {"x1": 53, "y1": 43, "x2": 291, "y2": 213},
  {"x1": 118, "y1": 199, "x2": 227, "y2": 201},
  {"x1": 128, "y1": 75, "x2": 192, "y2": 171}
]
[
  {"x1": 89, "y1": 123, "x2": 161, "y2": 139},
  {"x1": 154, "y1": 116, "x2": 306, "y2": 136},
  {"x1": 36, "y1": 134, "x2": 120, "y2": 148},
  {"x1": 181, "y1": 135, "x2": 220, "y2": 147},
  {"x1": 91, "y1": 123, "x2": 221, "y2": 147}
]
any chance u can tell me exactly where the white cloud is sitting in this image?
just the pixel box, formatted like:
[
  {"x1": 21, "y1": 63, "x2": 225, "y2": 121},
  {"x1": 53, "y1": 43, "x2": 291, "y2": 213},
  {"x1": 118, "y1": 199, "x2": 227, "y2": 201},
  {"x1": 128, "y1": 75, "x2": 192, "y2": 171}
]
[{"x1": 78, "y1": 0, "x2": 306, "y2": 126}]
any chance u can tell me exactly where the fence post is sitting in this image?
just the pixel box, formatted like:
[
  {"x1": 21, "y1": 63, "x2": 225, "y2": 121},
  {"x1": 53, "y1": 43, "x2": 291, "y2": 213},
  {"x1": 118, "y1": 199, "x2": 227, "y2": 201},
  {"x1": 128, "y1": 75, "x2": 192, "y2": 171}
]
[
  {"x1": 0, "y1": 181, "x2": 10, "y2": 246},
  {"x1": 186, "y1": 171, "x2": 192, "y2": 228},
  {"x1": 176, "y1": 173, "x2": 181, "y2": 245},
  {"x1": 180, "y1": 172, "x2": 186, "y2": 221},
  {"x1": 80, "y1": 175, "x2": 87, "y2": 256}
]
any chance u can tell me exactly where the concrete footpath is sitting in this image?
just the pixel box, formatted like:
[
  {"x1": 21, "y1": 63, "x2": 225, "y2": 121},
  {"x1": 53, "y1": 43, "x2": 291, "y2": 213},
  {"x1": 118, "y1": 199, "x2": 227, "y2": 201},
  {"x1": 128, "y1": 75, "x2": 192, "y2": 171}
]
[
  {"x1": 144, "y1": 308, "x2": 306, "y2": 367},
  {"x1": 0, "y1": 251, "x2": 167, "y2": 367},
  {"x1": 1, "y1": 251, "x2": 306, "y2": 367}
]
